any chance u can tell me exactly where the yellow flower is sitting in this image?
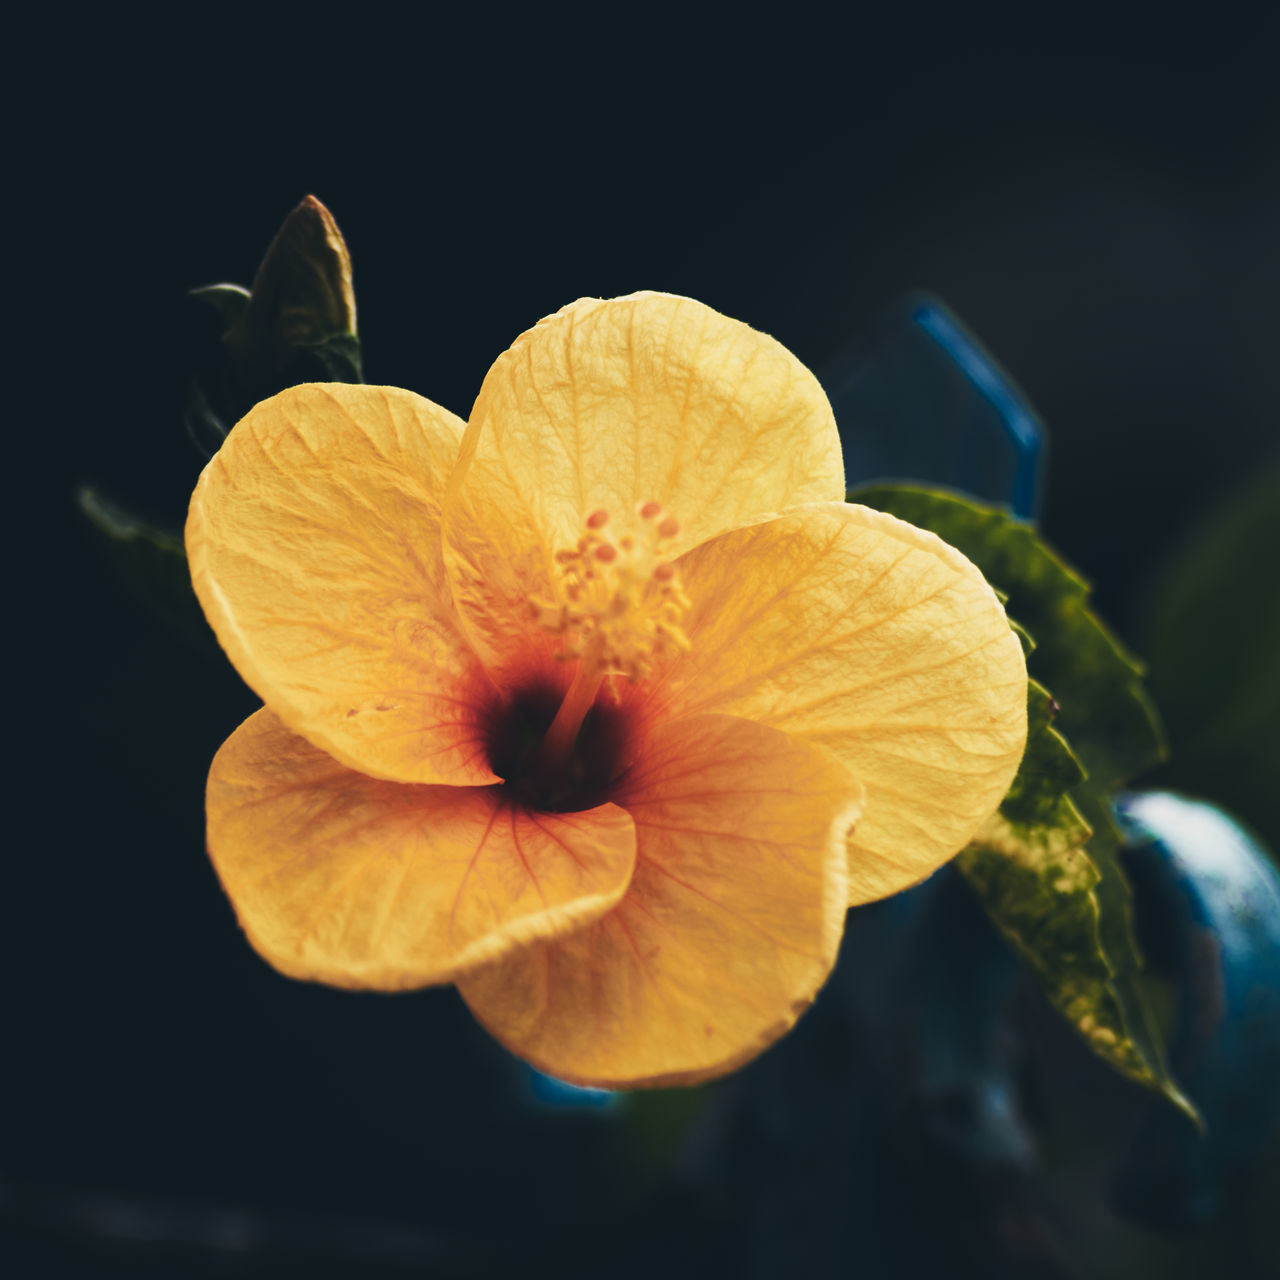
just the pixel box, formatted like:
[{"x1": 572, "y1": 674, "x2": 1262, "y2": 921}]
[{"x1": 187, "y1": 292, "x2": 1027, "y2": 1088}]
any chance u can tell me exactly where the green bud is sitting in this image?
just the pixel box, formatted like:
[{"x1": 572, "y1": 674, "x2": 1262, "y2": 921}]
[{"x1": 223, "y1": 195, "x2": 362, "y2": 399}]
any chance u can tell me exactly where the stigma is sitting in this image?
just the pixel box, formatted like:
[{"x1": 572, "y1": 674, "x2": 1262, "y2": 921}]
[{"x1": 532, "y1": 501, "x2": 692, "y2": 687}]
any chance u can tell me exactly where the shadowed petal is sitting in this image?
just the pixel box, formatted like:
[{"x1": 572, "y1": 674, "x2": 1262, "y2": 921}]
[
  {"x1": 652, "y1": 503, "x2": 1027, "y2": 904},
  {"x1": 442, "y1": 292, "x2": 843, "y2": 679},
  {"x1": 187, "y1": 383, "x2": 497, "y2": 786},
  {"x1": 207, "y1": 709, "x2": 637, "y2": 990},
  {"x1": 458, "y1": 714, "x2": 860, "y2": 1088}
]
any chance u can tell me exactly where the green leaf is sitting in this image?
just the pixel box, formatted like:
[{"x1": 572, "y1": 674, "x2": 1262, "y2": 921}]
[
  {"x1": 1008, "y1": 615, "x2": 1035, "y2": 658},
  {"x1": 77, "y1": 486, "x2": 220, "y2": 660},
  {"x1": 960, "y1": 683, "x2": 1196, "y2": 1122},
  {"x1": 851, "y1": 484, "x2": 1197, "y2": 1123},
  {"x1": 996, "y1": 679, "x2": 1086, "y2": 833},
  {"x1": 225, "y1": 194, "x2": 362, "y2": 399}
]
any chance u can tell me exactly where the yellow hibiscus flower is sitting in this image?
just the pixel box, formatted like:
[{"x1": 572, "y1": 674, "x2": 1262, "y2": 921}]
[{"x1": 186, "y1": 291, "x2": 1027, "y2": 1088}]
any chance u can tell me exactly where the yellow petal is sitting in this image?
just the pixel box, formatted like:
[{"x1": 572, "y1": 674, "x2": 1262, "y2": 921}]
[
  {"x1": 442, "y1": 292, "x2": 843, "y2": 678},
  {"x1": 206, "y1": 708, "x2": 637, "y2": 990},
  {"x1": 652, "y1": 503, "x2": 1027, "y2": 904},
  {"x1": 457, "y1": 714, "x2": 860, "y2": 1088},
  {"x1": 187, "y1": 383, "x2": 498, "y2": 785}
]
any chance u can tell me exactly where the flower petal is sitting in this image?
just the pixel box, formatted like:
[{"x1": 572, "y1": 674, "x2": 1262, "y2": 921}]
[
  {"x1": 652, "y1": 503, "x2": 1028, "y2": 904},
  {"x1": 207, "y1": 708, "x2": 636, "y2": 990},
  {"x1": 457, "y1": 714, "x2": 860, "y2": 1088},
  {"x1": 187, "y1": 383, "x2": 497, "y2": 785},
  {"x1": 442, "y1": 292, "x2": 843, "y2": 677}
]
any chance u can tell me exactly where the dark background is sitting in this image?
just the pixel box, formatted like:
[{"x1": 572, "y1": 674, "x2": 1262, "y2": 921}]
[{"x1": 18, "y1": 21, "x2": 1280, "y2": 1278}]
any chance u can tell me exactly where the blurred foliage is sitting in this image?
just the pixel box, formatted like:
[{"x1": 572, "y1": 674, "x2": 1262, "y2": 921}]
[
  {"x1": 76, "y1": 485, "x2": 219, "y2": 660},
  {"x1": 1142, "y1": 460, "x2": 1280, "y2": 857}
]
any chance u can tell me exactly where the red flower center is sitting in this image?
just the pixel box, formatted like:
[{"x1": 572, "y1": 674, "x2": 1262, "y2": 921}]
[{"x1": 484, "y1": 679, "x2": 641, "y2": 813}]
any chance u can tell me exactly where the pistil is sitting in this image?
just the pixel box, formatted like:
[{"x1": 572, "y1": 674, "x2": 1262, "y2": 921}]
[
  {"x1": 526, "y1": 501, "x2": 692, "y2": 784},
  {"x1": 532, "y1": 630, "x2": 608, "y2": 778}
]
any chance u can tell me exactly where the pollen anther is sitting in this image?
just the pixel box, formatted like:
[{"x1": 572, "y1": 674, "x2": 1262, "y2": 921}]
[{"x1": 534, "y1": 500, "x2": 692, "y2": 683}]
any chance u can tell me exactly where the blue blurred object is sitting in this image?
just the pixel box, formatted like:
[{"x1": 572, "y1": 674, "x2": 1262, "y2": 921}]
[
  {"x1": 1111, "y1": 791, "x2": 1280, "y2": 1230},
  {"x1": 524, "y1": 1067, "x2": 622, "y2": 1111},
  {"x1": 821, "y1": 293, "x2": 1045, "y2": 518}
]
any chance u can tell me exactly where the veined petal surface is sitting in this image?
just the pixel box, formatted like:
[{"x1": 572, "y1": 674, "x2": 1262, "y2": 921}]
[
  {"x1": 458, "y1": 714, "x2": 860, "y2": 1088},
  {"x1": 187, "y1": 383, "x2": 497, "y2": 785},
  {"x1": 442, "y1": 292, "x2": 844, "y2": 678},
  {"x1": 653, "y1": 503, "x2": 1028, "y2": 904},
  {"x1": 207, "y1": 709, "x2": 637, "y2": 990}
]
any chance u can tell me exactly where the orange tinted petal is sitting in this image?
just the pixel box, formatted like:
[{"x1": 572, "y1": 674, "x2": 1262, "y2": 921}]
[
  {"x1": 442, "y1": 292, "x2": 843, "y2": 678},
  {"x1": 187, "y1": 383, "x2": 497, "y2": 785},
  {"x1": 457, "y1": 714, "x2": 860, "y2": 1088},
  {"x1": 655, "y1": 503, "x2": 1027, "y2": 904},
  {"x1": 207, "y1": 708, "x2": 636, "y2": 990}
]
